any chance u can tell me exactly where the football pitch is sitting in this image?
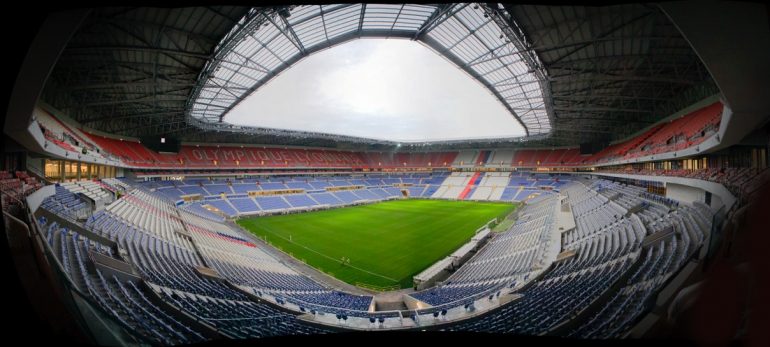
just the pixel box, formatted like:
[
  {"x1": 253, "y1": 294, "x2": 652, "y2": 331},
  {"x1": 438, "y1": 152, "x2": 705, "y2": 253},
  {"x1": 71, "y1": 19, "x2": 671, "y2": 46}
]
[{"x1": 237, "y1": 199, "x2": 517, "y2": 290}]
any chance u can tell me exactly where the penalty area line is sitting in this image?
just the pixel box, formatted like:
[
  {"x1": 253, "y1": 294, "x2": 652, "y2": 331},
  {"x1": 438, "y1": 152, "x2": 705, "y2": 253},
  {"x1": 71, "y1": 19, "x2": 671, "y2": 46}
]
[{"x1": 254, "y1": 224, "x2": 400, "y2": 284}]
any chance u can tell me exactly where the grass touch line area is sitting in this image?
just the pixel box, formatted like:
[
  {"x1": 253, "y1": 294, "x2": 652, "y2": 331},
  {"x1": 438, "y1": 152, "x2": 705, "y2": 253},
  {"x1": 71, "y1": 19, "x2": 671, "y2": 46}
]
[{"x1": 237, "y1": 199, "x2": 517, "y2": 290}]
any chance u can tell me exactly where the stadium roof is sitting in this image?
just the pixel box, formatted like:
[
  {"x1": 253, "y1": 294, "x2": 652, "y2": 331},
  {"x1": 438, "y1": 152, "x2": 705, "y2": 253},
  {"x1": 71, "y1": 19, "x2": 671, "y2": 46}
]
[
  {"x1": 41, "y1": 3, "x2": 715, "y2": 149},
  {"x1": 221, "y1": 39, "x2": 529, "y2": 142},
  {"x1": 188, "y1": 4, "x2": 551, "y2": 139},
  {"x1": 41, "y1": 6, "x2": 251, "y2": 138}
]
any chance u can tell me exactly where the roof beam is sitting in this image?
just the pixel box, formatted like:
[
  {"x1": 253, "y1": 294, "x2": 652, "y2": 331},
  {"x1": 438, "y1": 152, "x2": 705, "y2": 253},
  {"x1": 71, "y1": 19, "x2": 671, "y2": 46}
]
[
  {"x1": 549, "y1": 53, "x2": 696, "y2": 68},
  {"x1": 65, "y1": 46, "x2": 211, "y2": 59},
  {"x1": 223, "y1": 49, "x2": 271, "y2": 74},
  {"x1": 285, "y1": 4, "x2": 355, "y2": 27},
  {"x1": 63, "y1": 81, "x2": 195, "y2": 90},
  {"x1": 81, "y1": 111, "x2": 182, "y2": 124},
  {"x1": 553, "y1": 128, "x2": 617, "y2": 134},
  {"x1": 201, "y1": 28, "x2": 415, "y2": 122},
  {"x1": 84, "y1": 95, "x2": 188, "y2": 107},
  {"x1": 421, "y1": 35, "x2": 531, "y2": 137},
  {"x1": 204, "y1": 6, "x2": 239, "y2": 25},
  {"x1": 389, "y1": 4, "x2": 406, "y2": 31},
  {"x1": 184, "y1": 3, "x2": 552, "y2": 139},
  {"x1": 412, "y1": 3, "x2": 462, "y2": 40},
  {"x1": 551, "y1": 94, "x2": 669, "y2": 102},
  {"x1": 244, "y1": 21, "x2": 292, "y2": 66},
  {"x1": 279, "y1": 12, "x2": 307, "y2": 55},
  {"x1": 556, "y1": 115, "x2": 654, "y2": 124},
  {"x1": 550, "y1": 10, "x2": 656, "y2": 65},
  {"x1": 357, "y1": 3, "x2": 366, "y2": 36},
  {"x1": 552, "y1": 106, "x2": 652, "y2": 113},
  {"x1": 319, "y1": 5, "x2": 331, "y2": 44},
  {"x1": 549, "y1": 73, "x2": 696, "y2": 85},
  {"x1": 533, "y1": 35, "x2": 685, "y2": 53},
  {"x1": 466, "y1": 43, "x2": 513, "y2": 66},
  {"x1": 263, "y1": 11, "x2": 305, "y2": 56},
  {"x1": 90, "y1": 17, "x2": 222, "y2": 45}
]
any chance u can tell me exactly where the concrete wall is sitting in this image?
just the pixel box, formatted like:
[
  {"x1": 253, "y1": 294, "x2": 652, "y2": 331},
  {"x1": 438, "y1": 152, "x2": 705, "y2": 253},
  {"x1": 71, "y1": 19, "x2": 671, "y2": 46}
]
[
  {"x1": 403, "y1": 294, "x2": 431, "y2": 310},
  {"x1": 25, "y1": 154, "x2": 45, "y2": 177},
  {"x1": 660, "y1": 1, "x2": 770, "y2": 152},
  {"x1": 25, "y1": 184, "x2": 55, "y2": 213},
  {"x1": 666, "y1": 183, "x2": 706, "y2": 205},
  {"x1": 4, "y1": 10, "x2": 90, "y2": 138},
  {"x1": 710, "y1": 193, "x2": 724, "y2": 210},
  {"x1": 587, "y1": 172, "x2": 736, "y2": 210}
]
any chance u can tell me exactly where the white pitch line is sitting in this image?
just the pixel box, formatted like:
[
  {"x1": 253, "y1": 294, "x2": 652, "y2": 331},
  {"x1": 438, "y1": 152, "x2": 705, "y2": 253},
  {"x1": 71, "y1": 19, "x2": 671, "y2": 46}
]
[{"x1": 256, "y1": 224, "x2": 399, "y2": 283}]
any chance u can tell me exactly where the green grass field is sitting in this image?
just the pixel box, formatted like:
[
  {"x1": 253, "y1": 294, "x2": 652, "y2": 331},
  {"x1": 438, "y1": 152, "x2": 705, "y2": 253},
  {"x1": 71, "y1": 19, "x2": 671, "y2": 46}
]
[{"x1": 237, "y1": 199, "x2": 516, "y2": 290}]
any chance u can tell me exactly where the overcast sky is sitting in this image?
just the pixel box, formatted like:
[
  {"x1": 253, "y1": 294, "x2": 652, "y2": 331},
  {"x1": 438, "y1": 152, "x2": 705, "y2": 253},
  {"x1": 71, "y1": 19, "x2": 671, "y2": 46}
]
[{"x1": 224, "y1": 39, "x2": 526, "y2": 142}]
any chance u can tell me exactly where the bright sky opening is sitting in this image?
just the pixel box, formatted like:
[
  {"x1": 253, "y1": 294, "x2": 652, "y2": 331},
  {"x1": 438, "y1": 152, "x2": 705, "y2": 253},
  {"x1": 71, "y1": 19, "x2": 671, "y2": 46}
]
[{"x1": 224, "y1": 39, "x2": 526, "y2": 142}]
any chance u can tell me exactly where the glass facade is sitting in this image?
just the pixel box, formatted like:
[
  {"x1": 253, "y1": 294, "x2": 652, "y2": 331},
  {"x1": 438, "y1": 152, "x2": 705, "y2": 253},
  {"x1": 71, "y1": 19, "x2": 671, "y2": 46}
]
[
  {"x1": 44, "y1": 159, "x2": 117, "y2": 182},
  {"x1": 607, "y1": 145, "x2": 768, "y2": 173}
]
